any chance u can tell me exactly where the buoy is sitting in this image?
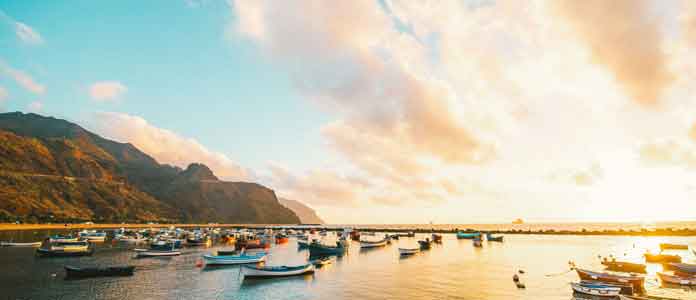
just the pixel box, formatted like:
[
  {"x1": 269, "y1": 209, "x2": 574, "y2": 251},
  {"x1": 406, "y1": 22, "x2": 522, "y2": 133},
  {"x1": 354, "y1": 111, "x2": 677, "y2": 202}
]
[
  {"x1": 518, "y1": 269, "x2": 525, "y2": 274},
  {"x1": 195, "y1": 259, "x2": 204, "y2": 268},
  {"x1": 513, "y1": 274, "x2": 519, "y2": 282},
  {"x1": 516, "y1": 282, "x2": 526, "y2": 289},
  {"x1": 51, "y1": 273, "x2": 56, "y2": 277}
]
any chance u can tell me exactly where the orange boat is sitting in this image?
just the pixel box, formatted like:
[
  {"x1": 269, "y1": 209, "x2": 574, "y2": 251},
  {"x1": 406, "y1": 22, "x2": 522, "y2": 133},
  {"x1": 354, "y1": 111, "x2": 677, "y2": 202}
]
[
  {"x1": 576, "y1": 268, "x2": 644, "y2": 292},
  {"x1": 275, "y1": 234, "x2": 289, "y2": 244},
  {"x1": 236, "y1": 239, "x2": 270, "y2": 250}
]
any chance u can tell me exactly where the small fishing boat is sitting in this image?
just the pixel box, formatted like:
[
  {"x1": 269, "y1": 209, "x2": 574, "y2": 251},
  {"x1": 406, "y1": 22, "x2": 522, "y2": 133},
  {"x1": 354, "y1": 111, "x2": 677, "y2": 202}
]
[
  {"x1": 186, "y1": 235, "x2": 210, "y2": 246},
  {"x1": 395, "y1": 232, "x2": 415, "y2": 238},
  {"x1": 202, "y1": 252, "x2": 266, "y2": 265},
  {"x1": 308, "y1": 241, "x2": 347, "y2": 256},
  {"x1": 0, "y1": 241, "x2": 42, "y2": 247},
  {"x1": 243, "y1": 263, "x2": 315, "y2": 278},
  {"x1": 431, "y1": 234, "x2": 442, "y2": 243},
  {"x1": 664, "y1": 262, "x2": 696, "y2": 274},
  {"x1": 485, "y1": 233, "x2": 503, "y2": 242},
  {"x1": 78, "y1": 230, "x2": 106, "y2": 242},
  {"x1": 659, "y1": 243, "x2": 689, "y2": 251},
  {"x1": 236, "y1": 239, "x2": 270, "y2": 251},
  {"x1": 601, "y1": 259, "x2": 647, "y2": 273},
  {"x1": 399, "y1": 247, "x2": 420, "y2": 256},
  {"x1": 36, "y1": 240, "x2": 92, "y2": 257},
  {"x1": 135, "y1": 249, "x2": 181, "y2": 257},
  {"x1": 456, "y1": 232, "x2": 480, "y2": 239},
  {"x1": 49, "y1": 235, "x2": 78, "y2": 243},
  {"x1": 575, "y1": 268, "x2": 644, "y2": 292},
  {"x1": 418, "y1": 239, "x2": 432, "y2": 250},
  {"x1": 644, "y1": 253, "x2": 681, "y2": 263},
  {"x1": 570, "y1": 282, "x2": 621, "y2": 297},
  {"x1": 275, "y1": 234, "x2": 289, "y2": 244},
  {"x1": 360, "y1": 238, "x2": 388, "y2": 248},
  {"x1": 657, "y1": 272, "x2": 696, "y2": 285},
  {"x1": 64, "y1": 265, "x2": 135, "y2": 279}
]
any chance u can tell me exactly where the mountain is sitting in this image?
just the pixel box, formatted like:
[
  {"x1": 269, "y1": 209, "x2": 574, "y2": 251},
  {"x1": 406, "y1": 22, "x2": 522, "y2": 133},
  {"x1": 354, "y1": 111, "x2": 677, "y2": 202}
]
[
  {"x1": 279, "y1": 198, "x2": 325, "y2": 224},
  {"x1": 0, "y1": 112, "x2": 300, "y2": 224}
]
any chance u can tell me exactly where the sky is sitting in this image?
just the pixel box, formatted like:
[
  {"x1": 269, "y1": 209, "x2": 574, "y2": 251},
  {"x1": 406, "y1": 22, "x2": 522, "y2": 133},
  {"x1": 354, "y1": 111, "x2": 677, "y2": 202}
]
[{"x1": 2, "y1": 0, "x2": 696, "y2": 224}]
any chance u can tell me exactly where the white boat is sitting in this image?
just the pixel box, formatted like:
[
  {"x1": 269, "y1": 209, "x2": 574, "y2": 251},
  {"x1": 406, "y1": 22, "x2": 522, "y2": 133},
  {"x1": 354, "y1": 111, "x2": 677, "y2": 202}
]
[
  {"x1": 135, "y1": 249, "x2": 181, "y2": 257},
  {"x1": 360, "y1": 238, "x2": 388, "y2": 248},
  {"x1": 202, "y1": 253, "x2": 266, "y2": 265},
  {"x1": 570, "y1": 282, "x2": 621, "y2": 297},
  {"x1": 0, "y1": 241, "x2": 42, "y2": 247},
  {"x1": 243, "y1": 263, "x2": 315, "y2": 278},
  {"x1": 398, "y1": 247, "x2": 420, "y2": 256},
  {"x1": 79, "y1": 230, "x2": 106, "y2": 242}
]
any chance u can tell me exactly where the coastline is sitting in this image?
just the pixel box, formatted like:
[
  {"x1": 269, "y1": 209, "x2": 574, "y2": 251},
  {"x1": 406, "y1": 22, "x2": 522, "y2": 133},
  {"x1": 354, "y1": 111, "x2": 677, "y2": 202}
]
[{"x1": 3, "y1": 223, "x2": 696, "y2": 236}]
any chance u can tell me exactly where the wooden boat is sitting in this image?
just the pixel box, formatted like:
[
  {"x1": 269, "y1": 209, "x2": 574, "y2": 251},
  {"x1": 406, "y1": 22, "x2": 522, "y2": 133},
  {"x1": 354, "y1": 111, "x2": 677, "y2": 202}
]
[
  {"x1": 135, "y1": 249, "x2": 181, "y2": 257},
  {"x1": 456, "y1": 232, "x2": 480, "y2": 239},
  {"x1": 78, "y1": 230, "x2": 106, "y2": 242},
  {"x1": 418, "y1": 239, "x2": 432, "y2": 250},
  {"x1": 360, "y1": 238, "x2": 388, "y2": 248},
  {"x1": 570, "y1": 282, "x2": 621, "y2": 297},
  {"x1": 308, "y1": 242, "x2": 347, "y2": 256},
  {"x1": 644, "y1": 253, "x2": 681, "y2": 263},
  {"x1": 665, "y1": 262, "x2": 696, "y2": 274},
  {"x1": 485, "y1": 233, "x2": 503, "y2": 242},
  {"x1": 49, "y1": 235, "x2": 78, "y2": 243},
  {"x1": 601, "y1": 259, "x2": 647, "y2": 273},
  {"x1": 0, "y1": 241, "x2": 42, "y2": 247},
  {"x1": 203, "y1": 253, "x2": 266, "y2": 265},
  {"x1": 659, "y1": 243, "x2": 689, "y2": 251},
  {"x1": 431, "y1": 234, "x2": 442, "y2": 243},
  {"x1": 243, "y1": 263, "x2": 315, "y2": 278},
  {"x1": 186, "y1": 236, "x2": 210, "y2": 246},
  {"x1": 64, "y1": 265, "x2": 135, "y2": 279},
  {"x1": 399, "y1": 247, "x2": 420, "y2": 256},
  {"x1": 36, "y1": 241, "x2": 92, "y2": 257},
  {"x1": 575, "y1": 268, "x2": 644, "y2": 292},
  {"x1": 657, "y1": 272, "x2": 696, "y2": 285}
]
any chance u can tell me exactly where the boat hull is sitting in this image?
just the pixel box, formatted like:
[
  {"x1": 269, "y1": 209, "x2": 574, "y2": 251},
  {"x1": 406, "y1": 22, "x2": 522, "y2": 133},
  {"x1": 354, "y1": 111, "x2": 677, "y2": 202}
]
[
  {"x1": 1, "y1": 241, "x2": 42, "y2": 247},
  {"x1": 136, "y1": 250, "x2": 181, "y2": 257},
  {"x1": 399, "y1": 248, "x2": 419, "y2": 255},
  {"x1": 360, "y1": 240, "x2": 387, "y2": 248},
  {"x1": 203, "y1": 254, "x2": 265, "y2": 265},
  {"x1": 575, "y1": 269, "x2": 644, "y2": 292},
  {"x1": 36, "y1": 247, "x2": 93, "y2": 257},
  {"x1": 243, "y1": 264, "x2": 314, "y2": 278},
  {"x1": 571, "y1": 282, "x2": 621, "y2": 297},
  {"x1": 65, "y1": 265, "x2": 135, "y2": 278},
  {"x1": 657, "y1": 272, "x2": 696, "y2": 286}
]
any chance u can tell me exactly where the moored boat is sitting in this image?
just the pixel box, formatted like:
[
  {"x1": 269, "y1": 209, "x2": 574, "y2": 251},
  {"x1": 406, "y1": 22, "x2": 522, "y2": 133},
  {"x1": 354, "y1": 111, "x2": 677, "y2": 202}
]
[
  {"x1": 485, "y1": 233, "x2": 503, "y2": 242},
  {"x1": 659, "y1": 243, "x2": 689, "y2": 251},
  {"x1": 308, "y1": 241, "x2": 347, "y2": 257},
  {"x1": 575, "y1": 268, "x2": 644, "y2": 292},
  {"x1": 431, "y1": 234, "x2": 442, "y2": 243},
  {"x1": 135, "y1": 249, "x2": 181, "y2": 257},
  {"x1": 456, "y1": 232, "x2": 480, "y2": 239},
  {"x1": 79, "y1": 230, "x2": 106, "y2": 242},
  {"x1": 601, "y1": 259, "x2": 647, "y2": 273},
  {"x1": 570, "y1": 282, "x2": 621, "y2": 297},
  {"x1": 64, "y1": 265, "x2": 135, "y2": 279},
  {"x1": 360, "y1": 238, "x2": 388, "y2": 249},
  {"x1": 399, "y1": 247, "x2": 420, "y2": 256},
  {"x1": 418, "y1": 239, "x2": 432, "y2": 250},
  {"x1": 0, "y1": 241, "x2": 42, "y2": 247},
  {"x1": 644, "y1": 253, "x2": 681, "y2": 263},
  {"x1": 664, "y1": 262, "x2": 696, "y2": 275},
  {"x1": 202, "y1": 253, "x2": 266, "y2": 265},
  {"x1": 275, "y1": 234, "x2": 289, "y2": 244},
  {"x1": 657, "y1": 272, "x2": 696, "y2": 286},
  {"x1": 49, "y1": 235, "x2": 78, "y2": 243},
  {"x1": 36, "y1": 240, "x2": 92, "y2": 257},
  {"x1": 243, "y1": 263, "x2": 315, "y2": 278}
]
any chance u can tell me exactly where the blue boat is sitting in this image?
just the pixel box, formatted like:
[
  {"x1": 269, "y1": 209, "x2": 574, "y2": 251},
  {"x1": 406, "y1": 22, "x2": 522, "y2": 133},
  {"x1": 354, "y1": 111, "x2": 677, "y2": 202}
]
[
  {"x1": 243, "y1": 263, "x2": 315, "y2": 278},
  {"x1": 307, "y1": 241, "x2": 347, "y2": 257},
  {"x1": 456, "y1": 232, "x2": 480, "y2": 239},
  {"x1": 486, "y1": 233, "x2": 503, "y2": 242},
  {"x1": 203, "y1": 253, "x2": 266, "y2": 265}
]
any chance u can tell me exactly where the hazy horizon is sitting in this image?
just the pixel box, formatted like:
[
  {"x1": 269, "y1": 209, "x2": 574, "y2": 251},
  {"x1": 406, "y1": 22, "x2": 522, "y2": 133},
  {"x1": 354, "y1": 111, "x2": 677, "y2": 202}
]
[{"x1": 3, "y1": 1, "x2": 696, "y2": 224}]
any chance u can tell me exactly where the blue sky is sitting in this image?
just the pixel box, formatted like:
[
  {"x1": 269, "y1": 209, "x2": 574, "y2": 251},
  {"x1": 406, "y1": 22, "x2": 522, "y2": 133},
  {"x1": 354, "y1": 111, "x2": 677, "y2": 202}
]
[{"x1": 0, "y1": 0, "x2": 330, "y2": 172}]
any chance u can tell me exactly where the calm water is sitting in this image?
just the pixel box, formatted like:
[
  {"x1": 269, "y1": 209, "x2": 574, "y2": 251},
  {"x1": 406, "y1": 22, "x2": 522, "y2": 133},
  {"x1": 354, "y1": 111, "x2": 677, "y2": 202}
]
[{"x1": 1, "y1": 231, "x2": 695, "y2": 300}]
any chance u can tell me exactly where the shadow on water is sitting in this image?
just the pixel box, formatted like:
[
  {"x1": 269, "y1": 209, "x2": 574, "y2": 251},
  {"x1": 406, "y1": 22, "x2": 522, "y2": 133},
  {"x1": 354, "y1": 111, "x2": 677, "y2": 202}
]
[
  {"x1": 201, "y1": 264, "x2": 243, "y2": 272},
  {"x1": 240, "y1": 273, "x2": 315, "y2": 288}
]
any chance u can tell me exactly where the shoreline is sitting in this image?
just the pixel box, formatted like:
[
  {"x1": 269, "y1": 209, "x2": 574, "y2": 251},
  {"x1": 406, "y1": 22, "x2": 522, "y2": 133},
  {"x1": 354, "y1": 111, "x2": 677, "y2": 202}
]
[{"x1": 3, "y1": 223, "x2": 696, "y2": 237}]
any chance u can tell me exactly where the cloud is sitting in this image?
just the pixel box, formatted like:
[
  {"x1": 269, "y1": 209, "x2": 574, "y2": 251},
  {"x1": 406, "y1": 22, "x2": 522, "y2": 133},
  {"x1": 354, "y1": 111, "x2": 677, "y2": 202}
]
[
  {"x1": 27, "y1": 101, "x2": 43, "y2": 112},
  {"x1": 87, "y1": 112, "x2": 249, "y2": 181},
  {"x1": 552, "y1": 0, "x2": 673, "y2": 107},
  {"x1": 14, "y1": 21, "x2": 43, "y2": 45},
  {"x1": 89, "y1": 81, "x2": 127, "y2": 102},
  {"x1": 264, "y1": 163, "x2": 365, "y2": 207},
  {"x1": 0, "y1": 61, "x2": 45, "y2": 94}
]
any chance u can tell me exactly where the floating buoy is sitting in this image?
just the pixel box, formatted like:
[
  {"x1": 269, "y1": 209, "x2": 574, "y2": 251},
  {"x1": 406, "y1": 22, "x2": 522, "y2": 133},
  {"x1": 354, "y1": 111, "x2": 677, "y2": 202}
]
[
  {"x1": 513, "y1": 274, "x2": 519, "y2": 282},
  {"x1": 195, "y1": 259, "x2": 204, "y2": 268},
  {"x1": 516, "y1": 282, "x2": 526, "y2": 289},
  {"x1": 518, "y1": 269, "x2": 525, "y2": 274},
  {"x1": 51, "y1": 273, "x2": 56, "y2": 277}
]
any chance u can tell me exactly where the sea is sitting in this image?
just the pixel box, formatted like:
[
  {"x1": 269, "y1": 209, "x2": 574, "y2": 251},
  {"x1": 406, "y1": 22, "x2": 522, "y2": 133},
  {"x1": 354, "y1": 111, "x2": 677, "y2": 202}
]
[{"x1": 1, "y1": 224, "x2": 696, "y2": 300}]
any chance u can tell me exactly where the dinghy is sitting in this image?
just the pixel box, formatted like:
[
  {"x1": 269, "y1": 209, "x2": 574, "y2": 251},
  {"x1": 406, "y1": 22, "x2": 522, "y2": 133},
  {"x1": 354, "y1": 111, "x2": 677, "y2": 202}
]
[
  {"x1": 65, "y1": 265, "x2": 135, "y2": 279},
  {"x1": 644, "y1": 253, "x2": 681, "y2": 263},
  {"x1": 398, "y1": 247, "x2": 419, "y2": 256},
  {"x1": 0, "y1": 241, "x2": 42, "y2": 247},
  {"x1": 36, "y1": 240, "x2": 92, "y2": 257},
  {"x1": 657, "y1": 272, "x2": 696, "y2": 286},
  {"x1": 431, "y1": 234, "x2": 442, "y2": 243},
  {"x1": 485, "y1": 233, "x2": 503, "y2": 242},
  {"x1": 79, "y1": 230, "x2": 106, "y2": 242},
  {"x1": 570, "y1": 282, "x2": 621, "y2": 297},
  {"x1": 665, "y1": 262, "x2": 696, "y2": 274},
  {"x1": 418, "y1": 239, "x2": 432, "y2": 250},
  {"x1": 308, "y1": 242, "x2": 347, "y2": 256},
  {"x1": 135, "y1": 249, "x2": 181, "y2": 257},
  {"x1": 659, "y1": 243, "x2": 689, "y2": 251},
  {"x1": 575, "y1": 268, "x2": 644, "y2": 292},
  {"x1": 243, "y1": 263, "x2": 314, "y2": 278},
  {"x1": 360, "y1": 238, "x2": 388, "y2": 248},
  {"x1": 49, "y1": 235, "x2": 78, "y2": 243},
  {"x1": 202, "y1": 253, "x2": 266, "y2": 265},
  {"x1": 456, "y1": 232, "x2": 480, "y2": 239}
]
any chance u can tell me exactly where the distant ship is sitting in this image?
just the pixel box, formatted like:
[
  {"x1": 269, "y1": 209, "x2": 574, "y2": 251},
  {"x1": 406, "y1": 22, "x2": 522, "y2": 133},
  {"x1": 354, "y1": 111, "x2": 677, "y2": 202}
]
[{"x1": 512, "y1": 218, "x2": 524, "y2": 225}]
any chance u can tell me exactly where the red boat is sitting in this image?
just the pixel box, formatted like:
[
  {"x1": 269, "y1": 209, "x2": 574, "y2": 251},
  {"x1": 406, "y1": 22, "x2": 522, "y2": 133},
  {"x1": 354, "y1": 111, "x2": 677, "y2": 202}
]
[
  {"x1": 576, "y1": 268, "x2": 644, "y2": 292},
  {"x1": 275, "y1": 234, "x2": 289, "y2": 244},
  {"x1": 350, "y1": 231, "x2": 360, "y2": 241},
  {"x1": 235, "y1": 239, "x2": 270, "y2": 250}
]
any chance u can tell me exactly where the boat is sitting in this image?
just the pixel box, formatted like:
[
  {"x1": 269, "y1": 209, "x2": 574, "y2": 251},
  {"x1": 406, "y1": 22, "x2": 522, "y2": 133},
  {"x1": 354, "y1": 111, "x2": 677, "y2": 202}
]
[
  {"x1": 78, "y1": 230, "x2": 107, "y2": 242},
  {"x1": 456, "y1": 232, "x2": 480, "y2": 239},
  {"x1": 431, "y1": 234, "x2": 442, "y2": 243},
  {"x1": 242, "y1": 263, "x2": 315, "y2": 278},
  {"x1": 0, "y1": 241, "x2": 42, "y2": 247},
  {"x1": 49, "y1": 235, "x2": 78, "y2": 243},
  {"x1": 395, "y1": 232, "x2": 415, "y2": 238},
  {"x1": 64, "y1": 265, "x2": 135, "y2": 279},
  {"x1": 512, "y1": 218, "x2": 524, "y2": 225},
  {"x1": 360, "y1": 238, "x2": 388, "y2": 248},
  {"x1": 644, "y1": 253, "x2": 681, "y2": 263},
  {"x1": 275, "y1": 234, "x2": 289, "y2": 244},
  {"x1": 575, "y1": 268, "x2": 644, "y2": 292},
  {"x1": 186, "y1": 235, "x2": 210, "y2": 246},
  {"x1": 570, "y1": 282, "x2": 621, "y2": 297},
  {"x1": 485, "y1": 233, "x2": 503, "y2": 242},
  {"x1": 399, "y1": 247, "x2": 420, "y2": 256},
  {"x1": 36, "y1": 240, "x2": 92, "y2": 257},
  {"x1": 350, "y1": 231, "x2": 361, "y2": 241},
  {"x1": 418, "y1": 239, "x2": 432, "y2": 250},
  {"x1": 473, "y1": 238, "x2": 483, "y2": 248},
  {"x1": 664, "y1": 262, "x2": 696, "y2": 274},
  {"x1": 202, "y1": 252, "x2": 266, "y2": 265},
  {"x1": 236, "y1": 239, "x2": 270, "y2": 251},
  {"x1": 308, "y1": 241, "x2": 347, "y2": 256},
  {"x1": 657, "y1": 272, "x2": 696, "y2": 285},
  {"x1": 135, "y1": 249, "x2": 181, "y2": 257},
  {"x1": 601, "y1": 259, "x2": 647, "y2": 273},
  {"x1": 659, "y1": 243, "x2": 689, "y2": 251}
]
